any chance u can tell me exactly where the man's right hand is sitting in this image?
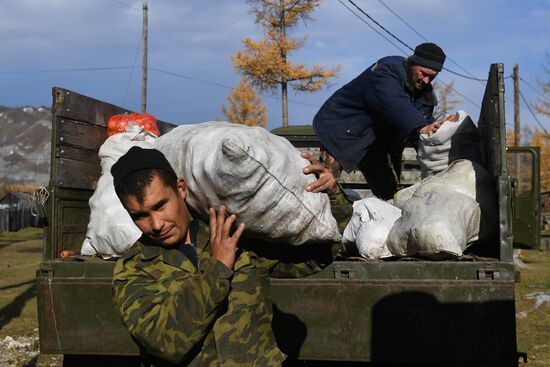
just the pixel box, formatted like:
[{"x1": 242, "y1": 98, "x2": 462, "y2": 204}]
[
  {"x1": 419, "y1": 114, "x2": 457, "y2": 137},
  {"x1": 302, "y1": 151, "x2": 338, "y2": 195},
  {"x1": 209, "y1": 205, "x2": 245, "y2": 269}
]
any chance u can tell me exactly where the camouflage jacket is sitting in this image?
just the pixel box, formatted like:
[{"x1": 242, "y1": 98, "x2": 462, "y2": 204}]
[{"x1": 112, "y1": 187, "x2": 352, "y2": 367}]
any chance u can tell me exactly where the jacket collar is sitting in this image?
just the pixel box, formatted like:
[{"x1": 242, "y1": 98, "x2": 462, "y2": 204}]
[{"x1": 137, "y1": 220, "x2": 200, "y2": 273}]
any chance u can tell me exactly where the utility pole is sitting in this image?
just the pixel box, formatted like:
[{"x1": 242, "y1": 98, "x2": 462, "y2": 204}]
[
  {"x1": 141, "y1": 1, "x2": 148, "y2": 113},
  {"x1": 513, "y1": 64, "x2": 520, "y2": 147}
]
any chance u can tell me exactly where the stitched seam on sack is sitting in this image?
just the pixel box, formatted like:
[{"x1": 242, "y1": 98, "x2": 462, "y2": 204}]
[{"x1": 227, "y1": 140, "x2": 331, "y2": 231}]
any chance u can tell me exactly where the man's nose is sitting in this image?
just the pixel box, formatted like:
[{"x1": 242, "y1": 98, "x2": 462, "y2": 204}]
[
  {"x1": 150, "y1": 213, "x2": 164, "y2": 233},
  {"x1": 422, "y1": 76, "x2": 430, "y2": 84}
]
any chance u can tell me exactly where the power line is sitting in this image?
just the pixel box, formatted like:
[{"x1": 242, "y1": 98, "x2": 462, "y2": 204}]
[
  {"x1": 337, "y1": 0, "x2": 410, "y2": 55},
  {"x1": 338, "y1": 0, "x2": 482, "y2": 110},
  {"x1": 376, "y1": 0, "x2": 486, "y2": 84},
  {"x1": 122, "y1": 36, "x2": 141, "y2": 106},
  {"x1": 0, "y1": 66, "x2": 134, "y2": 74},
  {"x1": 345, "y1": 0, "x2": 487, "y2": 82},
  {"x1": 346, "y1": 0, "x2": 413, "y2": 52},
  {"x1": 520, "y1": 77, "x2": 550, "y2": 102},
  {"x1": 110, "y1": 0, "x2": 140, "y2": 11},
  {"x1": 150, "y1": 67, "x2": 321, "y2": 108},
  {"x1": 437, "y1": 77, "x2": 481, "y2": 110},
  {"x1": 519, "y1": 88, "x2": 549, "y2": 134}
]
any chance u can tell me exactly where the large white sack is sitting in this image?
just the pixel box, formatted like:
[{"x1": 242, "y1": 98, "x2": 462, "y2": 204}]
[
  {"x1": 342, "y1": 198, "x2": 400, "y2": 260},
  {"x1": 387, "y1": 159, "x2": 497, "y2": 259},
  {"x1": 81, "y1": 130, "x2": 155, "y2": 258},
  {"x1": 418, "y1": 110, "x2": 483, "y2": 178},
  {"x1": 154, "y1": 122, "x2": 341, "y2": 245}
]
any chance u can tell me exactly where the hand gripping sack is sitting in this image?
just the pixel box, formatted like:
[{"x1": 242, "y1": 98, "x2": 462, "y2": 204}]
[
  {"x1": 154, "y1": 122, "x2": 341, "y2": 245},
  {"x1": 387, "y1": 160, "x2": 497, "y2": 259},
  {"x1": 417, "y1": 110, "x2": 483, "y2": 178},
  {"x1": 81, "y1": 131, "x2": 155, "y2": 258}
]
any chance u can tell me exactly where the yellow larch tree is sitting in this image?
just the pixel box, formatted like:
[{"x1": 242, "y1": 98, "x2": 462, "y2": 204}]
[
  {"x1": 529, "y1": 129, "x2": 550, "y2": 192},
  {"x1": 533, "y1": 52, "x2": 550, "y2": 117},
  {"x1": 232, "y1": 0, "x2": 340, "y2": 127},
  {"x1": 222, "y1": 77, "x2": 267, "y2": 127}
]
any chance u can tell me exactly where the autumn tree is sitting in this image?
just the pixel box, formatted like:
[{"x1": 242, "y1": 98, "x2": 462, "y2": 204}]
[
  {"x1": 529, "y1": 129, "x2": 550, "y2": 192},
  {"x1": 232, "y1": 0, "x2": 340, "y2": 127},
  {"x1": 433, "y1": 80, "x2": 462, "y2": 117},
  {"x1": 222, "y1": 77, "x2": 267, "y2": 127},
  {"x1": 534, "y1": 52, "x2": 550, "y2": 117}
]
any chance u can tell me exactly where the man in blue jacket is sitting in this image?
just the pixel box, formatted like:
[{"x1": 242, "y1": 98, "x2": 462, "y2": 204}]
[{"x1": 312, "y1": 43, "x2": 447, "y2": 200}]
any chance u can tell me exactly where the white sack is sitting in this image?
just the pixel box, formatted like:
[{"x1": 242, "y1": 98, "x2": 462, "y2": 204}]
[
  {"x1": 387, "y1": 159, "x2": 497, "y2": 260},
  {"x1": 154, "y1": 122, "x2": 341, "y2": 245},
  {"x1": 418, "y1": 110, "x2": 483, "y2": 178},
  {"x1": 81, "y1": 131, "x2": 155, "y2": 258},
  {"x1": 342, "y1": 198, "x2": 400, "y2": 259}
]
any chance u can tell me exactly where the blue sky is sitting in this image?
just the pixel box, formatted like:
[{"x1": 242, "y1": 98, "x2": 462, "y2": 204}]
[{"x1": 1, "y1": 0, "x2": 549, "y2": 135}]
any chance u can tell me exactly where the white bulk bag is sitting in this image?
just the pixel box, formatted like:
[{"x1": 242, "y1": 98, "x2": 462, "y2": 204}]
[
  {"x1": 154, "y1": 122, "x2": 341, "y2": 245},
  {"x1": 342, "y1": 198, "x2": 400, "y2": 260},
  {"x1": 417, "y1": 110, "x2": 482, "y2": 178},
  {"x1": 387, "y1": 159, "x2": 497, "y2": 259},
  {"x1": 81, "y1": 131, "x2": 155, "y2": 258}
]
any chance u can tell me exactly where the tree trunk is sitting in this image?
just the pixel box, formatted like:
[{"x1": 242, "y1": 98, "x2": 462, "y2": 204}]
[{"x1": 282, "y1": 81, "x2": 288, "y2": 127}]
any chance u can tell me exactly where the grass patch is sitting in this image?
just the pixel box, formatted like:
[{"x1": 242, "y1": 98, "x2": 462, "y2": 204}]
[
  {"x1": 0, "y1": 227, "x2": 43, "y2": 337},
  {"x1": 516, "y1": 249, "x2": 550, "y2": 366}
]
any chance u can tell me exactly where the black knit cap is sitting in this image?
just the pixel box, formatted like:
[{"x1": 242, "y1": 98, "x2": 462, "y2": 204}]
[
  {"x1": 409, "y1": 42, "x2": 446, "y2": 72},
  {"x1": 111, "y1": 146, "x2": 177, "y2": 189}
]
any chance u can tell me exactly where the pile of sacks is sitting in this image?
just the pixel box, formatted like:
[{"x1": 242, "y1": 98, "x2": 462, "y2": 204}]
[
  {"x1": 82, "y1": 122, "x2": 341, "y2": 259},
  {"x1": 343, "y1": 111, "x2": 497, "y2": 260}
]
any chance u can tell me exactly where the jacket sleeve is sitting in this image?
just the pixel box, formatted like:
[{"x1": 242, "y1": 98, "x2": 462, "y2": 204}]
[
  {"x1": 364, "y1": 61, "x2": 433, "y2": 135},
  {"x1": 112, "y1": 255, "x2": 233, "y2": 363}
]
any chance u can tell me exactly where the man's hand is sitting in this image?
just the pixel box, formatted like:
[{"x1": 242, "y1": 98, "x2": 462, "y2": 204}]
[
  {"x1": 419, "y1": 114, "x2": 457, "y2": 137},
  {"x1": 301, "y1": 151, "x2": 337, "y2": 195},
  {"x1": 209, "y1": 205, "x2": 245, "y2": 269}
]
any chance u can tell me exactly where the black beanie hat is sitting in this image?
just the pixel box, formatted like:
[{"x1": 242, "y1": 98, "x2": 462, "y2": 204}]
[
  {"x1": 409, "y1": 43, "x2": 446, "y2": 72},
  {"x1": 111, "y1": 146, "x2": 177, "y2": 189}
]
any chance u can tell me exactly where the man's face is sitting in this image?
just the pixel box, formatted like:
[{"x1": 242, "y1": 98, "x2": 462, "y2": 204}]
[
  {"x1": 122, "y1": 175, "x2": 191, "y2": 247},
  {"x1": 411, "y1": 65, "x2": 438, "y2": 90}
]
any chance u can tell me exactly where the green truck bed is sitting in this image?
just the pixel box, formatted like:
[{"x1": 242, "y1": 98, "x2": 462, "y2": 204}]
[{"x1": 37, "y1": 64, "x2": 521, "y2": 366}]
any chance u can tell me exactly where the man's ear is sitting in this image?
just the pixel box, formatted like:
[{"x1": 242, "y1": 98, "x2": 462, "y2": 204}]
[{"x1": 176, "y1": 178, "x2": 187, "y2": 200}]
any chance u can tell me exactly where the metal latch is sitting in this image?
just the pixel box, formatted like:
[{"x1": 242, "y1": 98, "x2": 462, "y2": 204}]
[
  {"x1": 334, "y1": 267, "x2": 356, "y2": 280},
  {"x1": 477, "y1": 269, "x2": 501, "y2": 280},
  {"x1": 39, "y1": 263, "x2": 54, "y2": 277}
]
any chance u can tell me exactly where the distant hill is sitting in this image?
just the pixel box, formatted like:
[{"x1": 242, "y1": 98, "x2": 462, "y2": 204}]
[{"x1": 0, "y1": 106, "x2": 51, "y2": 184}]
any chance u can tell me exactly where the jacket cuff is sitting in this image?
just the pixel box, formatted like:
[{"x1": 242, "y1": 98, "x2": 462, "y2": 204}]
[{"x1": 200, "y1": 256, "x2": 234, "y2": 302}]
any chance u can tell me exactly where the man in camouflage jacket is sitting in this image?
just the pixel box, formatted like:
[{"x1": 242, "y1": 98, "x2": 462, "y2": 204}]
[{"x1": 110, "y1": 147, "x2": 351, "y2": 366}]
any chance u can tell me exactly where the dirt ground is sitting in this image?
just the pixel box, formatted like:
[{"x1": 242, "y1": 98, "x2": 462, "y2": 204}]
[
  {"x1": 1, "y1": 227, "x2": 549, "y2": 366},
  {"x1": 0, "y1": 228, "x2": 61, "y2": 367}
]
